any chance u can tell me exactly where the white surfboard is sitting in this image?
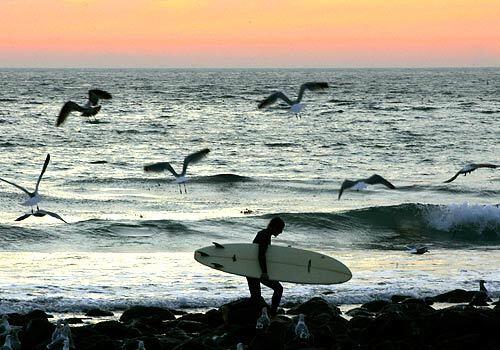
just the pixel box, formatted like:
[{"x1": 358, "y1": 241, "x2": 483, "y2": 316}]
[{"x1": 194, "y1": 242, "x2": 352, "y2": 284}]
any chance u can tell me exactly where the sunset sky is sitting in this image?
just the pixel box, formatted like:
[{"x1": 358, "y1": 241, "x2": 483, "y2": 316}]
[{"x1": 1, "y1": 0, "x2": 499, "y2": 68}]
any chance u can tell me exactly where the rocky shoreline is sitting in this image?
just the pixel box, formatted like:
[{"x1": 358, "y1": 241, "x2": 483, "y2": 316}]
[{"x1": 1, "y1": 289, "x2": 499, "y2": 350}]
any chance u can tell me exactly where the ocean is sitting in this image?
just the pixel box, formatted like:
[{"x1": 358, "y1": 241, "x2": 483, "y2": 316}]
[{"x1": 0, "y1": 68, "x2": 498, "y2": 316}]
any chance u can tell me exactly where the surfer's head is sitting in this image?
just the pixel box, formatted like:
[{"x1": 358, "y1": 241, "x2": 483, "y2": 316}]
[{"x1": 268, "y1": 217, "x2": 285, "y2": 236}]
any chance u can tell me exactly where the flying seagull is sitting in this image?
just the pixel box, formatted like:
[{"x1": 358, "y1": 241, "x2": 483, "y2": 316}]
[
  {"x1": 56, "y1": 89, "x2": 112, "y2": 127},
  {"x1": 0, "y1": 153, "x2": 50, "y2": 211},
  {"x1": 15, "y1": 209, "x2": 67, "y2": 224},
  {"x1": 338, "y1": 174, "x2": 396, "y2": 200},
  {"x1": 443, "y1": 163, "x2": 498, "y2": 183},
  {"x1": 144, "y1": 148, "x2": 210, "y2": 193},
  {"x1": 258, "y1": 82, "x2": 329, "y2": 117}
]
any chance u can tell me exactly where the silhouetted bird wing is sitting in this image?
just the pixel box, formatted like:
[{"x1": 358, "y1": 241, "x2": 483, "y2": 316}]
[
  {"x1": 338, "y1": 179, "x2": 356, "y2": 200},
  {"x1": 182, "y1": 148, "x2": 210, "y2": 176},
  {"x1": 258, "y1": 92, "x2": 293, "y2": 109},
  {"x1": 297, "y1": 82, "x2": 329, "y2": 102},
  {"x1": 15, "y1": 213, "x2": 32, "y2": 221},
  {"x1": 0, "y1": 177, "x2": 31, "y2": 195},
  {"x1": 475, "y1": 163, "x2": 498, "y2": 169},
  {"x1": 56, "y1": 101, "x2": 86, "y2": 126},
  {"x1": 37, "y1": 209, "x2": 67, "y2": 223},
  {"x1": 365, "y1": 174, "x2": 396, "y2": 189},
  {"x1": 144, "y1": 162, "x2": 179, "y2": 177},
  {"x1": 35, "y1": 154, "x2": 50, "y2": 192},
  {"x1": 443, "y1": 171, "x2": 461, "y2": 183},
  {"x1": 88, "y1": 89, "x2": 112, "y2": 106}
]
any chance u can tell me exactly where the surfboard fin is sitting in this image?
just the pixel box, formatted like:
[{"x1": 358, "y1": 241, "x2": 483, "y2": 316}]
[
  {"x1": 197, "y1": 251, "x2": 210, "y2": 257},
  {"x1": 232, "y1": 254, "x2": 236, "y2": 262},
  {"x1": 307, "y1": 259, "x2": 312, "y2": 273},
  {"x1": 212, "y1": 242, "x2": 225, "y2": 248},
  {"x1": 211, "y1": 262, "x2": 224, "y2": 269}
]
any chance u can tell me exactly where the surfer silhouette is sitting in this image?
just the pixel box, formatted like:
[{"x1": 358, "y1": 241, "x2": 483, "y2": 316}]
[{"x1": 247, "y1": 217, "x2": 285, "y2": 317}]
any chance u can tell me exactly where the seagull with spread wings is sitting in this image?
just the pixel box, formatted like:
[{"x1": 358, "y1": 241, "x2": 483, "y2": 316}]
[
  {"x1": 258, "y1": 82, "x2": 329, "y2": 117},
  {"x1": 0, "y1": 154, "x2": 50, "y2": 212},
  {"x1": 144, "y1": 148, "x2": 210, "y2": 194},
  {"x1": 0, "y1": 154, "x2": 67, "y2": 223},
  {"x1": 443, "y1": 163, "x2": 498, "y2": 183},
  {"x1": 16, "y1": 209, "x2": 67, "y2": 224},
  {"x1": 338, "y1": 174, "x2": 396, "y2": 200},
  {"x1": 56, "y1": 89, "x2": 112, "y2": 126}
]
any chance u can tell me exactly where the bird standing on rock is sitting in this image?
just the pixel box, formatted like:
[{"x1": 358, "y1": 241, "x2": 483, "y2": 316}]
[{"x1": 255, "y1": 307, "x2": 270, "y2": 331}]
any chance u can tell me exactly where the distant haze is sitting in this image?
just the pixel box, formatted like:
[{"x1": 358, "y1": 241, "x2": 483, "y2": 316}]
[{"x1": 1, "y1": 0, "x2": 499, "y2": 68}]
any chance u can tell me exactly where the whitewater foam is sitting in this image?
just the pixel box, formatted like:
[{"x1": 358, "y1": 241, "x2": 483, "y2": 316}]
[{"x1": 424, "y1": 203, "x2": 500, "y2": 234}]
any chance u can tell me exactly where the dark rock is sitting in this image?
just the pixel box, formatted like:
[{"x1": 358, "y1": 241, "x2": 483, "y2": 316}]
[
  {"x1": 178, "y1": 309, "x2": 224, "y2": 327},
  {"x1": 120, "y1": 306, "x2": 175, "y2": 323},
  {"x1": 391, "y1": 295, "x2": 413, "y2": 303},
  {"x1": 85, "y1": 308, "x2": 114, "y2": 317},
  {"x1": 122, "y1": 337, "x2": 162, "y2": 350},
  {"x1": 219, "y1": 297, "x2": 268, "y2": 326},
  {"x1": 432, "y1": 289, "x2": 476, "y2": 303},
  {"x1": 304, "y1": 312, "x2": 349, "y2": 348},
  {"x1": 469, "y1": 291, "x2": 491, "y2": 306},
  {"x1": 361, "y1": 300, "x2": 390, "y2": 312},
  {"x1": 171, "y1": 337, "x2": 217, "y2": 350},
  {"x1": 156, "y1": 336, "x2": 185, "y2": 350},
  {"x1": 345, "y1": 307, "x2": 376, "y2": 318},
  {"x1": 249, "y1": 319, "x2": 288, "y2": 350},
  {"x1": 22, "y1": 318, "x2": 54, "y2": 349},
  {"x1": 287, "y1": 297, "x2": 341, "y2": 318},
  {"x1": 64, "y1": 317, "x2": 84, "y2": 324},
  {"x1": 164, "y1": 319, "x2": 208, "y2": 334},
  {"x1": 92, "y1": 320, "x2": 141, "y2": 339},
  {"x1": 76, "y1": 334, "x2": 120, "y2": 350},
  {"x1": 379, "y1": 299, "x2": 435, "y2": 318}
]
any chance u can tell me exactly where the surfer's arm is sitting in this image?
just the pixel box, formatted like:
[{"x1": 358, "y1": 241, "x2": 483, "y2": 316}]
[{"x1": 258, "y1": 242, "x2": 269, "y2": 276}]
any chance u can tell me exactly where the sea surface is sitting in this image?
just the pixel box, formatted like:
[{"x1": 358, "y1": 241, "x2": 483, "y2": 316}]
[{"x1": 0, "y1": 68, "x2": 499, "y2": 315}]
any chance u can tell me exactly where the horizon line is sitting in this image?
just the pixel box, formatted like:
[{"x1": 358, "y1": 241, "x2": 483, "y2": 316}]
[{"x1": 0, "y1": 65, "x2": 499, "y2": 70}]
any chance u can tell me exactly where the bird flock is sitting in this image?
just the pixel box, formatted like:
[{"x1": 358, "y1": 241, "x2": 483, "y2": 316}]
[{"x1": 0, "y1": 83, "x2": 498, "y2": 223}]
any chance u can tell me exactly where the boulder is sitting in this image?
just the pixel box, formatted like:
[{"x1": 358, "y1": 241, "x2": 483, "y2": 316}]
[
  {"x1": 249, "y1": 319, "x2": 288, "y2": 350},
  {"x1": 361, "y1": 300, "x2": 390, "y2": 313},
  {"x1": 178, "y1": 309, "x2": 224, "y2": 327},
  {"x1": 75, "y1": 334, "x2": 120, "y2": 350},
  {"x1": 85, "y1": 308, "x2": 114, "y2": 317},
  {"x1": 431, "y1": 289, "x2": 476, "y2": 303},
  {"x1": 120, "y1": 306, "x2": 175, "y2": 324},
  {"x1": 287, "y1": 297, "x2": 341, "y2": 318},
  {"x1": 219, "y1": 297, "x2": 268, "y2": 326},
  {"x1": 22, "y1": 318, "x2": 54, "y2": 349},
  {"x1": 121, "y1": 337, "x2": 163, "y2": 350},
  {"x1": 92, "y1": 320, "x2": 141, "y2": 339}
]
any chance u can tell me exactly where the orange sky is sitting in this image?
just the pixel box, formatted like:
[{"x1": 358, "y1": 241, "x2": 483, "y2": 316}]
[{"x1": 0, "y1": 0, "x2": 499, "y2": 67}]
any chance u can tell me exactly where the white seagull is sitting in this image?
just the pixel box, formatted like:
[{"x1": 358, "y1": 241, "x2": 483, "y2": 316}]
[
  {"x1": 144, "y1": 148, "x2": 210, "y2": 194},
  {"x1": 56, "y1": 89, "x2": 112, "y2": 127},
  {"x1": 15, "y1": 209, "x2": 67, "y2": 224},
  {"x1": 294, "y1": 314, "x2": 310, "y2": 340},
  {"x1": 255, "y1": 307, "x2": 270, "y2": 331},
  {"x1": 0, "y1": 153, "x2": 50, "y2": 212},
  {"x1": 443, "y1": 163, "x2": 498, "y2": 183},
  {"x1": 338, "y1": 174, "x2": 396, "y2": 200},
  {"x1": 258, "y1": 82, "x2": 329, "y2": 117}
]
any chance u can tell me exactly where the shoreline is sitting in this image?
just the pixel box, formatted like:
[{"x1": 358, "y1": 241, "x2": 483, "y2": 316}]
[{"x1": 2, "y1": 288, "x2": 498, "y2": 349}]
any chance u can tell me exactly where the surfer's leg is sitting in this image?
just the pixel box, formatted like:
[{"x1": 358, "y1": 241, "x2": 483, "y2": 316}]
[
  {"x1": 261, "y1": 280, "x2": 283, "y2": 316},
  {"x1": 246, "y1": 277, "x2": 261, "y2": 300}
]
